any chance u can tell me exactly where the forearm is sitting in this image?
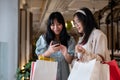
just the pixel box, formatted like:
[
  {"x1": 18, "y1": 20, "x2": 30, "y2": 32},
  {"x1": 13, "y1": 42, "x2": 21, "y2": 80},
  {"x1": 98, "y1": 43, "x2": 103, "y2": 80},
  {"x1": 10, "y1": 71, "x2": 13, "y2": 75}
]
[
  {"x1": 41, "y1": 50, "x2": 51, "y2": 57},
  {"x1": 63, "y1": 52, "x2": 73, "y2": 64},
  {"x1": 79, "y1": 51, "x2": 103, "y2": 62}
]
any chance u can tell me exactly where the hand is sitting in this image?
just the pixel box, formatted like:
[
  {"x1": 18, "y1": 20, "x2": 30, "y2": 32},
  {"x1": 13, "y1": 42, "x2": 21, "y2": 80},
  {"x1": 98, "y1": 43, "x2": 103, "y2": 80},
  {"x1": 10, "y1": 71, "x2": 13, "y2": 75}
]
[
  {"x1": 75, "y1": 44, "x2": 85, "y2": 55},
  {"x1": 47, "y1": 41, "x2": 60, "y2": 55},
  {"x1": 60, "y1": 44, "x2": 67, "y2": 56},
  {"x1": 60, "y1": 44, "x2": 74, "y2": 63}
]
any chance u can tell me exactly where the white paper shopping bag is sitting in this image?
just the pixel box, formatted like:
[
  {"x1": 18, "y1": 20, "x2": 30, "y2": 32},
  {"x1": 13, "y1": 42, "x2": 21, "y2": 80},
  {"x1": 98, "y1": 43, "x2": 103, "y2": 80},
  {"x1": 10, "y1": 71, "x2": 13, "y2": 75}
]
[
  {"x1": 31, "y1": 60, "x2": 58, "y2": 80},
  {"x1": 68, "y1": 59, "x2": 96, "y2": 80},
  {"x1": 90, "y1": 61, "x2": 109, "y2": 80}
]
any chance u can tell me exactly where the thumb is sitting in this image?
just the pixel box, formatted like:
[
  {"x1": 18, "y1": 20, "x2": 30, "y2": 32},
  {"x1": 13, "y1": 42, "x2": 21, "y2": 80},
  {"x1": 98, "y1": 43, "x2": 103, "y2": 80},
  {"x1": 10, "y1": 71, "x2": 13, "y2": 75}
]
[{"x1": 50, "y1": 41, "x2": 53, "y2": 46}]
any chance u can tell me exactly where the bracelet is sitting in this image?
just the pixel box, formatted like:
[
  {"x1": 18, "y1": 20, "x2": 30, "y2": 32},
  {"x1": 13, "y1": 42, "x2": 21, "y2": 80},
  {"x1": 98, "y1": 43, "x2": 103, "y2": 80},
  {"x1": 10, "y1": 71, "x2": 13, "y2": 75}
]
[{"x1": 97, "y1": 54, "x2": 104, "y2": 61}]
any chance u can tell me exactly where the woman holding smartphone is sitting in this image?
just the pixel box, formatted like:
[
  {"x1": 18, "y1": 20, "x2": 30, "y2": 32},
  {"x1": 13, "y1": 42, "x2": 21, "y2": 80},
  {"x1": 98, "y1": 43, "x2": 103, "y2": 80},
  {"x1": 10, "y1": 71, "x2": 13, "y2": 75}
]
[{"x1": 35, "y1": 12, "x2": 76, "y2": 80}]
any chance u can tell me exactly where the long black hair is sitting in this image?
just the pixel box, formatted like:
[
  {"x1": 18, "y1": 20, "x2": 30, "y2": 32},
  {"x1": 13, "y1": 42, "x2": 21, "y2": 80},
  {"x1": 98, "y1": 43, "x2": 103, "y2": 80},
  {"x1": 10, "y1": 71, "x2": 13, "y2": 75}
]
[
  {"x1": 73, "y1": 7, "x2": 99, "y2": 45},
  {"x1": 45, "y1": 12, "x2": 70, "y2": 47}
]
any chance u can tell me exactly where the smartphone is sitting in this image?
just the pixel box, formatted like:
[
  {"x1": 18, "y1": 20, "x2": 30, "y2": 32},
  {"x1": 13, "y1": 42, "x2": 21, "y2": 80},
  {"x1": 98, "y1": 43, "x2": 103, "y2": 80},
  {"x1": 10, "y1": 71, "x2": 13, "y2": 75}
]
[{"x1": 52, "y1": 41, "x2": 60, "y2": 47}]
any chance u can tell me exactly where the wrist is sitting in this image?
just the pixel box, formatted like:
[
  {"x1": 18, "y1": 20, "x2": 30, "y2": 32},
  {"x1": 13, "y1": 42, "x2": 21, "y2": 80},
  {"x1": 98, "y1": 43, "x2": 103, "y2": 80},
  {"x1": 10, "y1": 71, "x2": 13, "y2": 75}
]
[
  {"x1": 42, "y1": 50, "x2": 51, "y2": 57},
  {"x1": 62, "y1": 51, "x2": 68, "y2": 56}
]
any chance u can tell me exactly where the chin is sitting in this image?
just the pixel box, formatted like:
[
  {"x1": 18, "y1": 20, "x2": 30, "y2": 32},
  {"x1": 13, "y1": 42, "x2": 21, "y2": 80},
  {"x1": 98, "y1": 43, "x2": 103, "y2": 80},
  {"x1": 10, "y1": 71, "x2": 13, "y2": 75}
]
[
  {"x1": 78, "y1": 30, "x2": 82, "y2": 33},
  {"x1": 55, "y1": 33, "x2": 60, "y2": 35}
]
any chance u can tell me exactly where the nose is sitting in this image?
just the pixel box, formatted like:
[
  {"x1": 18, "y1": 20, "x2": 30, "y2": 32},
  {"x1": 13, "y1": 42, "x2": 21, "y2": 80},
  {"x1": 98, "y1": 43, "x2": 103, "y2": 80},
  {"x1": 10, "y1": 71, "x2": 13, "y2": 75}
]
[{"x1": 54, "y1": 24, "x2": 58, "y2": 30}]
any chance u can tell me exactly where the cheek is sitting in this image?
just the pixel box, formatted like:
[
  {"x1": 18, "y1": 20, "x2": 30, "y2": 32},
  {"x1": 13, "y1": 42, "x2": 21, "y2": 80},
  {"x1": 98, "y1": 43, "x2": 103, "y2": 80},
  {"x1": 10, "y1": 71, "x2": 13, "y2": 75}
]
[
  {"x1": 58, "y1": 26, "x2": 63, "y2": 31},
  {"x1": 50, "y1": 27, "x2": 54, "y2": 31},
  {"x1": 78, "y1": 25, "x2": 83, "y2": 32},
  {"x1": 50, "y1": 25, "x2": 63, "y2": 34}
]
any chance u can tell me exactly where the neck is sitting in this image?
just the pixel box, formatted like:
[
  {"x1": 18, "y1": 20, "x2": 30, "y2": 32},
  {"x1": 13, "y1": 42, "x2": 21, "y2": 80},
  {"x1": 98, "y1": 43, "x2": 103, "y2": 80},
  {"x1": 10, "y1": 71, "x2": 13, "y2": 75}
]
[{"x1": 55, "y1": 35, "x2": 59, "y2": 41}]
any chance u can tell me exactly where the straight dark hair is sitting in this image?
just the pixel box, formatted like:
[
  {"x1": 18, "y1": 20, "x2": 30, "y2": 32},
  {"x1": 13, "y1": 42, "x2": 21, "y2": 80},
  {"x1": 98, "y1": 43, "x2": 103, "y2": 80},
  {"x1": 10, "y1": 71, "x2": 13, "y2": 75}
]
[
  {"x1": 73, "y1": 7, "x2": 99, "y2": 45},
  {"x1": 45, "y1": 12, "x2": 70, "y2": 47}
]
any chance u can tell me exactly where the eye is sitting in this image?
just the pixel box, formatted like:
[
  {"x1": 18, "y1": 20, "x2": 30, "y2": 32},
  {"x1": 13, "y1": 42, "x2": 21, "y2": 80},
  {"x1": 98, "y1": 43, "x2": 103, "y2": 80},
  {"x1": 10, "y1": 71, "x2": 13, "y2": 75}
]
[
  {"x1": 57, "y1": 23, "x2": 61, "y2": 26},
  {"x1": 51, "y1": 24, "x2": 54, "y2": 26}
]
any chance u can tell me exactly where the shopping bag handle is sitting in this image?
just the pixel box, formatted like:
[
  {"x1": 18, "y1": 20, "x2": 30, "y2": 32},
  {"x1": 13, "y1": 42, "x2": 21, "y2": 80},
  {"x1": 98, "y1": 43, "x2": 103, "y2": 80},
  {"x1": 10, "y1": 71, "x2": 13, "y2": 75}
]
[{"x1": 38, "y1": 55, "x2": 55, "y2": 62}]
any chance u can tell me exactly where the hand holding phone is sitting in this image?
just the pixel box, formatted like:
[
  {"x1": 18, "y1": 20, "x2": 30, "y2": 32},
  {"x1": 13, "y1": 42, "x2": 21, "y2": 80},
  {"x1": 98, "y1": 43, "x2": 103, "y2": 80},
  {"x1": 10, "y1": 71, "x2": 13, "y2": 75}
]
[{"x1": 52, "y1": 40, "x2": 60, "y2": 47}]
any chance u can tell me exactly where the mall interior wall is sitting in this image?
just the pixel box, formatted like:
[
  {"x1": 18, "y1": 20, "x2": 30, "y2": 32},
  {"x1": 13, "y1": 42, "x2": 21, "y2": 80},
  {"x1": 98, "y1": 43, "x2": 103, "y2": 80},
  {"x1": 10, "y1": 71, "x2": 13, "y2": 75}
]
[{"x1": 0, "y1": 0, "x2": 18, "y2": 80}]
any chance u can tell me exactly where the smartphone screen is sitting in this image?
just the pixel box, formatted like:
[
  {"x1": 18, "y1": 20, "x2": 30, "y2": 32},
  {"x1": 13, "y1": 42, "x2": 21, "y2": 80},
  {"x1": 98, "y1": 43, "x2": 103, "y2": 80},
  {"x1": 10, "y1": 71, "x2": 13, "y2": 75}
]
[{"x1": 52, "y1": 41, "x2": 60, "y2": 47}]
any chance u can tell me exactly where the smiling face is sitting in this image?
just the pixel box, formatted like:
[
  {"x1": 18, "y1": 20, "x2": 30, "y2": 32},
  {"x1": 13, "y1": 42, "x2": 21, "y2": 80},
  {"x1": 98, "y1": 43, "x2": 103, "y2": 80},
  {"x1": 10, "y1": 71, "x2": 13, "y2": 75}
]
[
  {"x1": 50, "y1": 19, "x2": 63, "y2": 36},
  {"x1": 73, "y1": 15, "x2": 84, "y2": 33}
]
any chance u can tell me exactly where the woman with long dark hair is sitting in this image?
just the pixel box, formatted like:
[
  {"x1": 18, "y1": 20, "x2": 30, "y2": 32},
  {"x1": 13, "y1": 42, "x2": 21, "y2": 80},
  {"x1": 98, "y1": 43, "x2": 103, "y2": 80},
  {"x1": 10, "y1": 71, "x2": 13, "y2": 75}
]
[
  {"x1": 35, "y1": 12, "x2": 76, "y2": 80},
  {"x1": 73, "y1": 7, "x2": 110, "y2": 62}
]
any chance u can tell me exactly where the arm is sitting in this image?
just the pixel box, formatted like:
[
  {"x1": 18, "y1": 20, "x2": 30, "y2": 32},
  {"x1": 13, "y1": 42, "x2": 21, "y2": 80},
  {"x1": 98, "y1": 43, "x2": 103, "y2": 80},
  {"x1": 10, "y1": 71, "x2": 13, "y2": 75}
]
[
  {"x1": 36, "y1": 36, "x2": 61, "y2": 58},
  {"x1": 60, "y1": 37, "x2": 76, "y2": 64},
  {"x1": 60, "y1": 45, "x2": 73, "y2": 63},
  {"x1": 35, "y1": 35, "x2": 47, "y2": 56},
  {"x1": 42, "y1": 42, "x2": 61, "y2": 57},
  {"x1": 93, "y1": 32, "x2": 110, "y2": 61},
  {"x1": 76, "y1": 32, "x2": 110, "y2": 62}
]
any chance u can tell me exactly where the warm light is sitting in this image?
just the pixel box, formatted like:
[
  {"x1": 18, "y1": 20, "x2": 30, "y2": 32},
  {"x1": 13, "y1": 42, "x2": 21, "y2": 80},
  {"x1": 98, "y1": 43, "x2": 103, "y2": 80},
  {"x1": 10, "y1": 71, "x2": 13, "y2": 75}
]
[
  {"x1": 21, "y1": 66, "x2": 24, "y2": 70},
  {"x1": 22, "y1": 77, "x2": 24, "y2": 80},
  {"x1": 20, "y1": 63, "x2": 25, "y2": 70},
  {"x1": 65, "y1": 23, "x2": 67, "y2": 27},
  {"x1": 71, "y1": 20, "x2": 75, "y2": 27}
]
